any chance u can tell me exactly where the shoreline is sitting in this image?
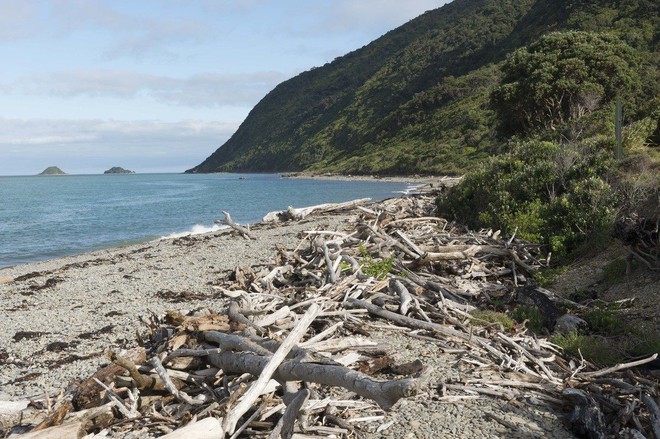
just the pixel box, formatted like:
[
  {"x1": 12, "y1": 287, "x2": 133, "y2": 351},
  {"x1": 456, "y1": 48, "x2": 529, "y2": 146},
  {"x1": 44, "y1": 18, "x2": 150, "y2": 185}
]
[
  {"x1": 281, "y1": 171, "x2": 462, "y2": 188},
  {"x1": 0, "y1": 175, "x2": 415, "y2": 271},
  {"x1": 0, "y1": 195, "x2": 577, "y2": 439}
]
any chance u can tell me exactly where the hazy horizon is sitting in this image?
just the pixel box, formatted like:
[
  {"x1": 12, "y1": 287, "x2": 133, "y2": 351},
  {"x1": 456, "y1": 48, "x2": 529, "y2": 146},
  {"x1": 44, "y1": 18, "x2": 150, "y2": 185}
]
[{"x1": 0, "y1": 1, "x2": 449, "y2": 176}]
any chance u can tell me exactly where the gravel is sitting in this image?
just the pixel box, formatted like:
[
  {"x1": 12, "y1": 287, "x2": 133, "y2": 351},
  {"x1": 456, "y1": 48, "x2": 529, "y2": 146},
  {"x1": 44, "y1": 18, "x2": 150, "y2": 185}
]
[{"x1": 0, "y1": 212, "x2": 576, "y2": 438}]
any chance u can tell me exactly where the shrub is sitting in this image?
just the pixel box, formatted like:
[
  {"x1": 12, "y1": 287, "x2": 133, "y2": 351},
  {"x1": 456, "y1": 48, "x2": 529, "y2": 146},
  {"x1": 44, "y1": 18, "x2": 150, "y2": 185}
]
[
  {"x1": 511, "y1": 305, "x2": 546, "y2": 334},
  {"x1": 437, "y1": 139, "x2": 617, "y2": 261},
  {"x1": 550, "y1": 331, "x2": 624, "y2": 366}
]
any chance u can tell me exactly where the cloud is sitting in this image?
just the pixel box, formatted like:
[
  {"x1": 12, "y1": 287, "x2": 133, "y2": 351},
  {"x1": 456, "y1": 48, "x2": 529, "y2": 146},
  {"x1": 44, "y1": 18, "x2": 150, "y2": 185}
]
[
  {"x1": 287, "y1": 0, "x2": 447, "y2": 36},
  {"x1": 0, "y1": 117, "x2": 238, "y2": 174},
  {"x1": 17, "y1": 69, "x2": 287, "y2": 107},
  {"x1": 0, "y1": 0, "x2": 40, "y2": 39}
]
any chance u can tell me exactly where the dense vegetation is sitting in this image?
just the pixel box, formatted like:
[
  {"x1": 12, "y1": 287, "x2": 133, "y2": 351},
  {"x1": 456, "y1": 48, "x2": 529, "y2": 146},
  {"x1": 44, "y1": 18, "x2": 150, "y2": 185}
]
[{"x1": 188, "y1": 0, "x2": 658, "y2": 177}]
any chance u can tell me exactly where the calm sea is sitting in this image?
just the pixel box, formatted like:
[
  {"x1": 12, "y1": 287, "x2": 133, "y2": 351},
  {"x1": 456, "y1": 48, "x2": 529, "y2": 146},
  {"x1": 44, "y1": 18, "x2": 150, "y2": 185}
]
[{"x1": 0, "y1": 173, "x2": 410, "y2": 268}]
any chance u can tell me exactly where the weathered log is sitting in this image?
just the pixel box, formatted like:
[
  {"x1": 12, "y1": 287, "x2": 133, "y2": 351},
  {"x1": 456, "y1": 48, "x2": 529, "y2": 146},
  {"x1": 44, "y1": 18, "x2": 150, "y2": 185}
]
[
  {"x1": 269, "y1": 388, "x2": 311, "y2": 439},
  {"x1": 159, "y1": 416, "x2": 223, "y2": 439},
  {"x1": 8, "y1": 421, "x2": 83, "y2": 439},
  {"x1": 208, "y1": 350, "x2": 423, "y2": 411},
  {"x1": 347, "y1": 298, "x2": 481, "y2": 344},
  {"x1": 389, "y1": 279, "x2": 412, "y2": 316},
  {"x1": 262, "y1": 198, "x2": 371, "y2": 223},
  {"x1": 222, "y1": 304, "x2": 320, "y2": 435},
  {"x1": 216, "y1": 211, "x2": 254, "y2": 240},
  {"x1": 562, "y1": 388, "x2": 606, "y2": 439},
  {"x1": 72, "y1": 347, "x2": 146, "y2": 410}
]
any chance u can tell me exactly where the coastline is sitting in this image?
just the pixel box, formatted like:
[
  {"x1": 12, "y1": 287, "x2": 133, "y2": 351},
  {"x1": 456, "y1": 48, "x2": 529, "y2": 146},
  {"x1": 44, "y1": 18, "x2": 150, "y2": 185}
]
[
  {"x1": 281, "y1": 171, "x2": 462, "y2": 188},
  {"x1": 0, "y1": 195, "x2": 577, "y2": 439}
]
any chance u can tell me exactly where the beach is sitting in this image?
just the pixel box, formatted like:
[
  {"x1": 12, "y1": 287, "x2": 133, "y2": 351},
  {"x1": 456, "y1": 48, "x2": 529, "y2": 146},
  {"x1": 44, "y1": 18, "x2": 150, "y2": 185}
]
[{"x1": 0, "y1": 195, "x2": 580, "y2": 438}]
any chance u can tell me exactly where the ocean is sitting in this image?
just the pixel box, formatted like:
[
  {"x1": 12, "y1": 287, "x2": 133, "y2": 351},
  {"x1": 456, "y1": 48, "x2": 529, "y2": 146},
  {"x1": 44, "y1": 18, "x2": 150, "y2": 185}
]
[{"x1": 0, "y1": 173, "x2": 411, "y2": 268}]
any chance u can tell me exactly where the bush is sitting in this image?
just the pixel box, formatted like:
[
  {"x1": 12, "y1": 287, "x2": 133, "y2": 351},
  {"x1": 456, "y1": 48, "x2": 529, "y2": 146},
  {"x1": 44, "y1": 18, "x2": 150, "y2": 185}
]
[
  {"x1": 437, "y1": 139, "x2": 617, "y2": 260},
  {"x1": 511, "y1": 305, "x2": 547, "y2": 333},
  {"x1": 550, "y1": 332, "x2": 624, "y2": 366}
]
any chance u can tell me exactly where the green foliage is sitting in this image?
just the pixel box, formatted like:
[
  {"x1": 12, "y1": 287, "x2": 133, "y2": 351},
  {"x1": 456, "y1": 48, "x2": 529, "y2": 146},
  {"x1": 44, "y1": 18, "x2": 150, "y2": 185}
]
[
  {"x1": 188, "y1": 0, "x2": 658, "y2": 176},
  {"x1": 469, "y1": 310, "x2": 515, "y2": 330},
  {"x1": 550, "y1": 332, "x2": 624, "y2": 366},
  {"x1": 437, "y1": 140, "x2": 617, "y2": 260},
  {"x1": 492, "y1": 31, "x2": 641, "y2": 136},
  {"x1": 511, "y1": 305, "x2": 546, "y2": 333},
  {"x1": 601, "y1": 257, "x2": 629, "y2": 285},
  {"x1": 583, "y1": 309, "x2": 623, "y2": 335},
  {"x1": 358, "y1": 244, "x2": 394, "y2": 280}
]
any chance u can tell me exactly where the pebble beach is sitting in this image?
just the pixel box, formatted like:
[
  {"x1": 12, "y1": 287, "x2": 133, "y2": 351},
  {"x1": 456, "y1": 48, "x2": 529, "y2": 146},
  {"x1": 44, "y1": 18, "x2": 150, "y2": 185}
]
[{"x1": 0, "y1": 202, "x2": 576, "y2": 438}]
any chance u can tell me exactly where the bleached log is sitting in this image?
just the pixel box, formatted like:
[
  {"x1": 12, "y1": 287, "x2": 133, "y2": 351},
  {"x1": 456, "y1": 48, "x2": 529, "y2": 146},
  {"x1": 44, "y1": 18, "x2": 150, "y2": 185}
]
[
  {"x1": 215, "y1": 211, "x2": 254, "y2": 239},
  {"x1": 222, "y1": 304, "x2": 320, "y2": 435},
  {"x1": 228, "y1": 301, "x2": 265, "y2": 334},
  {"x1": 204, "y1": 332, "x2": 274, "y2": 357},
  {"x1": 254, "y1": 305, "x2": 291, "y2": 327},
  {"x1": 269, "y1": 389, "x2": 311, "y2": 439},
  {"x1": 389, "y1": 279, "x2": 412, "y2": 316},
  {"x1": 262, "y1": 198, "x2": 371, "y2": 223},
  {"x1": 159, "y1": 417, "x2": 223, "y2": 439},
  {"x1": 578, "y1": 353, "x2": 658, "y2": 379},
  {"x1": 8, "y1": 421, "x2": 83, "y2": 439},
  {"x1": 347, "y1": 298, "x2": 482, "y2": 344},
  {"x1": 208, "y1": 350, "x2": 426, "y2": 410}
]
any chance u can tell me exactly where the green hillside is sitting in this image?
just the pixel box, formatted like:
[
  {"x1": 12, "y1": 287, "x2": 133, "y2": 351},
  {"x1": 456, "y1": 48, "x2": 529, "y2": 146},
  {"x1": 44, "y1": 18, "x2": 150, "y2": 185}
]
[
  {"x1": 39, "y1": 166, "x2": 67, "y2": 175},
  {"x1": 188, "y1": 0, "x2": 658, "y2": 175}
]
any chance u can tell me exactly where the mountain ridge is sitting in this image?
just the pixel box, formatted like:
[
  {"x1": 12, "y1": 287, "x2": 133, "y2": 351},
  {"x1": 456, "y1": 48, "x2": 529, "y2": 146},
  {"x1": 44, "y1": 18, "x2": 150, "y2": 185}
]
[{"x1": 188, "y1": 0, "x2": 658, "y2": 175}]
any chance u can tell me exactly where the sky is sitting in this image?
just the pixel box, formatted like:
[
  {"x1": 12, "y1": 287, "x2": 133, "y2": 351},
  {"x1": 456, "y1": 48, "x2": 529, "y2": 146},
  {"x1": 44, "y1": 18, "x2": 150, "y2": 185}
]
[{"x1": 0, "y1": 0, "x2": 450, "y2": 176}]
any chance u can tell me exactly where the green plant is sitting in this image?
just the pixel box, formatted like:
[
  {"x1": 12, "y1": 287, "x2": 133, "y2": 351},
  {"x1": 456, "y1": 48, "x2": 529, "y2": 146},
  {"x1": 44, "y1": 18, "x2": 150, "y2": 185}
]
[
  {"x1": 492, "y1": 31, "x2": 640, "y2": 137},
  {"x1": 437, "y1": 140, "x2": 618, "y2": 261},
  {"x1": 358, "y1": 244, "x2": 394, "y2": 280},
  {"x1": 469, "y1": 310, "x2": 515, "y2": 330},
  {"x1": 583, "y1": 309, "x2": 623, "y2": 335},
  {"x1": 550, "y1": 331, "x2": 624, "y2": 366},
  {"x1": 511, "y1": 305, "x2": 546, "y2": 333},
  {"x1": 601, "y1": 258, "x2": 629, "y2": 285},
  {"x1": 533, "y1": 266, "x2": 568, "y2": 287}
]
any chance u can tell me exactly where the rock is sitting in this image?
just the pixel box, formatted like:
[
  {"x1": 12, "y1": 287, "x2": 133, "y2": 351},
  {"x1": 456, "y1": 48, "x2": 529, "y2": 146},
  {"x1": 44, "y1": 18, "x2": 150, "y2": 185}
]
[
  {"x1": 554, "y1": 314, "x2": 588, "y2": 334},
  {"x1": 104, "y1": 166, "x2": 135, "y2": 174},
  {"x1": 38, "y1": 166, "x2": 66, "y2": 175},
  {"x1": 0, "y1": 275, "x2": 13, "y2": 284}
]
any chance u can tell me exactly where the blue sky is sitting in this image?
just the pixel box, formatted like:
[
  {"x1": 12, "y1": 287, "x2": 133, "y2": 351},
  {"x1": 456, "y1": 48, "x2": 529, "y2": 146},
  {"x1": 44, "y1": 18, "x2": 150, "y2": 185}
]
[{"x1": 0, "y1": 0, "x2": 449, "y2": 175}]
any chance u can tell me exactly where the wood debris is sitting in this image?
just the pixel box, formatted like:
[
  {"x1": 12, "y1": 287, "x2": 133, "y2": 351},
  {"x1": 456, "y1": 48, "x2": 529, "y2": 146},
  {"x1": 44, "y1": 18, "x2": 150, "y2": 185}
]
[{"x1": 3, "y1": 192, "x2": 658, "y2": 439}]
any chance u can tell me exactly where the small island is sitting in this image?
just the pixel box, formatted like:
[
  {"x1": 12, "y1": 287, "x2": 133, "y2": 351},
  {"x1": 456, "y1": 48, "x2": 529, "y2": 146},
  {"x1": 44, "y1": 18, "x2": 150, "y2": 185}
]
[
  {"x1": 39, "y1": 166, "x2": 66, "y2": 175},
  {"x1": 104, "y1": 167, "x2": 135, "y2": 174}
]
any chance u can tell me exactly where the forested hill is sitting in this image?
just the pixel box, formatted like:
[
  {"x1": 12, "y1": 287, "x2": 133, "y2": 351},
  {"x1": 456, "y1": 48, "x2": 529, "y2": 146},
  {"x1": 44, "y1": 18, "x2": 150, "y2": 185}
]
[{"x1": 187, "y1": 0, "x2": 658, "y2": 175}]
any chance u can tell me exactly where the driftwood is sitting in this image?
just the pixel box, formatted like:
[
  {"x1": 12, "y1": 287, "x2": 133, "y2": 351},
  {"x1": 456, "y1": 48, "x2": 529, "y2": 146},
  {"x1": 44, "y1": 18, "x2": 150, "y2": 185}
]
[
  {"x1": 262, "y1": 198, "x2": 371, "y2": 223},
  {"x1": 5, "y1": 192, "x2": 659, "y2": 439},
  {"x1": 216, "y1": 211, "x2": 254, "y2": 240}
]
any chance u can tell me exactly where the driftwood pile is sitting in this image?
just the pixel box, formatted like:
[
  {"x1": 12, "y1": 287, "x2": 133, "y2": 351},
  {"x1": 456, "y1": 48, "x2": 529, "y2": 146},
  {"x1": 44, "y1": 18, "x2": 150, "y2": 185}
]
[{"x1": 2, "y1": 192, "x2": 659, "y2": 439}]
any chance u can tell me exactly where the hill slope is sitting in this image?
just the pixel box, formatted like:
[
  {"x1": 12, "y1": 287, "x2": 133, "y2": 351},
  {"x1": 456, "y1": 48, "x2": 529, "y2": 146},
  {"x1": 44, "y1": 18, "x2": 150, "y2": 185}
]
[{"x1": 188, "y1": 0, "x2": 658, "y2": 175}]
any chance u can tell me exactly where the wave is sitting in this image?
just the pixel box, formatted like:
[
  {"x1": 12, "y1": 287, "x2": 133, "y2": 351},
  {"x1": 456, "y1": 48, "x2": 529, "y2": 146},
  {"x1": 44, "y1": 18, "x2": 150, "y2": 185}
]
[
  {"x1": 392, "y1": 183, "x2": 427, "y2": 195},
  {"x1": 160, "y1": 223, "x2": 228, "y2": 240}
]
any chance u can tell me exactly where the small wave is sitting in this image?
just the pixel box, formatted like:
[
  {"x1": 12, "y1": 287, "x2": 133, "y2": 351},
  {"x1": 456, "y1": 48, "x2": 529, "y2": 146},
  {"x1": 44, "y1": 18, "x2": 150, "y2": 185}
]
[
  {"x1": 160, "y1": 224, "x2": 228, "y2": 240},
  {"x1": 393, "y1": 184, "x2": 427, "y2": 195}
]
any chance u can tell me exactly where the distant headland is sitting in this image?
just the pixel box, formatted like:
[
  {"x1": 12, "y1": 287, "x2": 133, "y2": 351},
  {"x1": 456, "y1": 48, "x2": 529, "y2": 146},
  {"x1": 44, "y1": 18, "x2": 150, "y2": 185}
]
[
  {"x1": 39, "y1": 166, "x2": 66, "y2": 175},
  {"x1": 104, "y1": 167, "x2": 135, "y2": 174}
]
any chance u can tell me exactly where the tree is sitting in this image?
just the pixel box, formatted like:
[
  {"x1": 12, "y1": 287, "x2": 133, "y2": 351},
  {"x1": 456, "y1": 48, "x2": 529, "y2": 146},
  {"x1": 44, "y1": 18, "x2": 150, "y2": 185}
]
[{"x1": 492, "y1": 31, "x2": 640, "y2": 136}]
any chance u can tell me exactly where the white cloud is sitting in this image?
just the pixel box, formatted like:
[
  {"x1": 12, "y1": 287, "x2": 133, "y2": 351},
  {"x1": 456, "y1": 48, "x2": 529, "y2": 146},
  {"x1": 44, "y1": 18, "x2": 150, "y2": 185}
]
[
  {"x1": 16, "y1": 69, "x2": 287, "y2": 107},
  {"x1": 0, "y1": 0, "x2": 40, "y2": 39},
  {"x1": 0, "y1": 118, "x2": 239, "y2": 175}
]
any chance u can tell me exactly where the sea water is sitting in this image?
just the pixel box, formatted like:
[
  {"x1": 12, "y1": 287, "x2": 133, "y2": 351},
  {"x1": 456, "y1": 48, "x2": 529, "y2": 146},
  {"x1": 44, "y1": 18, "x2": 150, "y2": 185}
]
[{"x1": 0, "y1": 173, "x2": 410, "y2": 268}]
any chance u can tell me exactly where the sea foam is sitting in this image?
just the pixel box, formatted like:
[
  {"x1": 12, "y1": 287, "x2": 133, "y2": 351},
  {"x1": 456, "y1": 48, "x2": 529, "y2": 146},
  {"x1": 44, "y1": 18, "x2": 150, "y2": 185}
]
[{"x1": 160, "y1": 224, "x2": 228, "y2": 240}]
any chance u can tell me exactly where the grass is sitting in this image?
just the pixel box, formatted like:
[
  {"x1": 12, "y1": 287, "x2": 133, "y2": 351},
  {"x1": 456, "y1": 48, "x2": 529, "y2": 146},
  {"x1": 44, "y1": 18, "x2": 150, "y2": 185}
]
[
  {"x1": 511, "y1": 305, "x2": 547, "y2": 334},
  {"x1": 469, "y1": 310, "x2": 515, "y2": 330},
  {"x1": 550, "y1": 332, "x2": 624, "y2": 366}
]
